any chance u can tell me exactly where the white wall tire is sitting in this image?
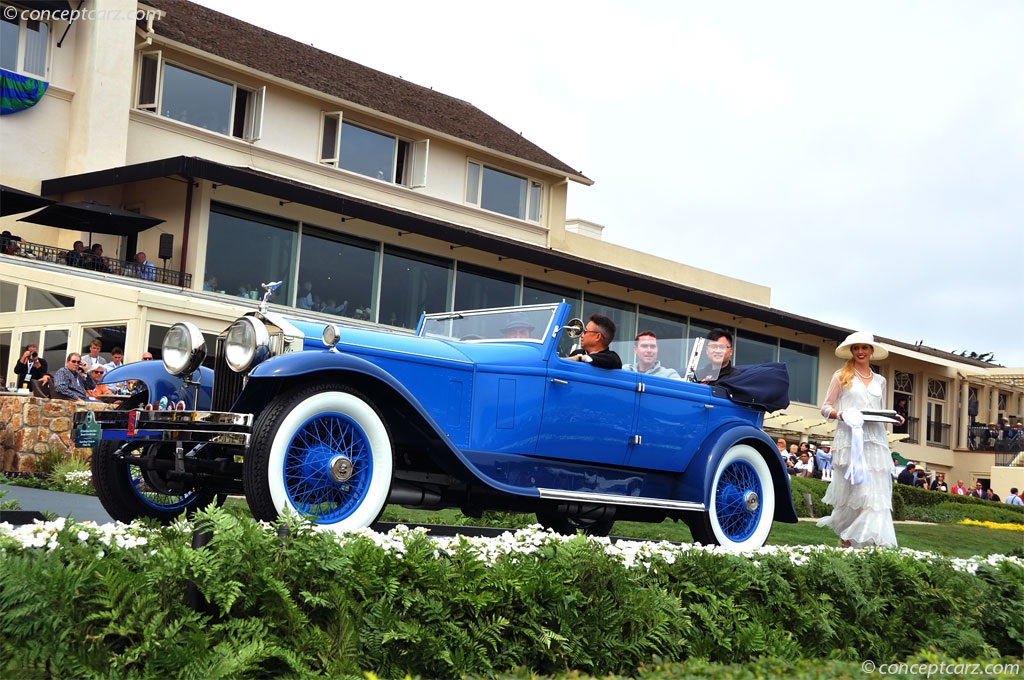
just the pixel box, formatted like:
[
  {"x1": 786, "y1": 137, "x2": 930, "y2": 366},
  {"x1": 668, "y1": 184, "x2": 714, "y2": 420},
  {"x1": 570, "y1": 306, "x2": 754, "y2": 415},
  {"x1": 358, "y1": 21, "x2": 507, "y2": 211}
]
[
  {"x1": 692, "y1": 444, "x2": 775, "y2": 550},
  {"x1": 246, "y1": 384, "x2": 393, "y2": 532}
]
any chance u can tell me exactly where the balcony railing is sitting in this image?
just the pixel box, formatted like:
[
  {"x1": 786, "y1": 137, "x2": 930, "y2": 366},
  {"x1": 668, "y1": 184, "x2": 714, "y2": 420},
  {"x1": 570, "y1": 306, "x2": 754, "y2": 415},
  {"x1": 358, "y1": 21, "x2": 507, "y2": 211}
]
[
  {"x1": 894, "y1": 416, "x2": 918, "y2": 444},
  {"x1": 1, "y1": 238, "x2": 191, "y2": 287}
]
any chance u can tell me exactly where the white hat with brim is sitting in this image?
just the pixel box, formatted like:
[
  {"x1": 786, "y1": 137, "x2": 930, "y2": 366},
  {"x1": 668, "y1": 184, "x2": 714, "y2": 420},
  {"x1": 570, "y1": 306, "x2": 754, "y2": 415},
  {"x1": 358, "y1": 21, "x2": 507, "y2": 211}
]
[{"x1": 835, "y1": 331, "x2": 888, "y2": 360}]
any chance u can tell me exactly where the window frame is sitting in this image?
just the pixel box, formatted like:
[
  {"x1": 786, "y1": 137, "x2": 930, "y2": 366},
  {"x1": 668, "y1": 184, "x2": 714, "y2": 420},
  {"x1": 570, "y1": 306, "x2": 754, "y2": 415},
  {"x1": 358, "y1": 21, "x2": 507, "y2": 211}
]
[
  {"x1": 0, "y1": 7, "x2": 50, "y2": 77},
  {"x1": 135, "y1": 51, "x2": 264, "y2": 141},
  {"x1": 319, "y1": 114, "x2": 428, "y2": 188},
  {"x1": 465, "y1": 160, "x2": 544, "y2": 223}
]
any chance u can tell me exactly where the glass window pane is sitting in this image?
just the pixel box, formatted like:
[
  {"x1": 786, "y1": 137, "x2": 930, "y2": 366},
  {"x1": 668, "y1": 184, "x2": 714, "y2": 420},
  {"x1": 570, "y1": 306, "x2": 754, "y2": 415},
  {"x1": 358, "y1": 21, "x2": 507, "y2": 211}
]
[
  {"x1": 379, "y1": 246, "x2": 451, "y2": 329},
  {"x1": 25, "y1": 287, "x2": 74, "y2": 310},
  {"x1": 339, "y1": 121, "x2": 395, "y2": 181},
  {"x1": 139, "y1": 52, "x2": 158, "y2": 107},
  {"x1": 43, "y1": 328, "x2": 68, "y2": 361},
  {"x1": 82, "y1": 326, "x2": 128, "y2": 360},
  {"x1": 0, "y1": 331, "x2": 10, "y2": 387},
  {"x1": 736, "y1": 328, "x2": 777, "y2": 366},
  {"x1": 0, "y1": 281, "x2": 17, "y2": 313},
  {"x1": 162, "y1": 63, "x2": 233, "y2": 135},
  {"x1": 466, "y1": 162, "x2": 480, "y2": 203},
  {"x1": 206, "y1": 203, "x2": 297, "y2": 305},
  {"x1": 321, "y1": 114, "x2": 339, "y2": 161},
  {"x1": 528, "y1": 181, "x2": 542, "y2": 222},
  {"x1": 1, "y1": 15, "x2": 19, "y2": 71},
  {"x1": 636, "y1": 308, "x2": 688, "y2": 375},
  {"x1": 580, "y1": 293, "x2": 635, "y2": 360},
  {"x1": 297, "y1": 227, "x2": 378, "y2": 319},
  {"x1": 23, "y1": 19, "x2": 46, "y2": 75},
  {"x1": 523, "y1": 279, "x2": 579, "y2": 319},
  {"x1": 481, "y1": 166, "x2": 527, "y2": 219},
  {"x1": 454, "y1": 263, "x2": 519, "y2": 311},
  {"x1": 780, "y1": 339, "x2": 818, "y2": 405}
]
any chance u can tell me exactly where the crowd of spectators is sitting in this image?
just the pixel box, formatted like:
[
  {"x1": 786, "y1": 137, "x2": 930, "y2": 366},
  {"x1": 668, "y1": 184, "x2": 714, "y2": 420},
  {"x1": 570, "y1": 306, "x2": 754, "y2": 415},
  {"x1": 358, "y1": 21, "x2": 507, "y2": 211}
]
[
  {"x1": 2, "y1": 231, "x2": 157, "y2": 281},
  {"x1": 4, "y1": 341, "x2": 150, "y2": 403}
]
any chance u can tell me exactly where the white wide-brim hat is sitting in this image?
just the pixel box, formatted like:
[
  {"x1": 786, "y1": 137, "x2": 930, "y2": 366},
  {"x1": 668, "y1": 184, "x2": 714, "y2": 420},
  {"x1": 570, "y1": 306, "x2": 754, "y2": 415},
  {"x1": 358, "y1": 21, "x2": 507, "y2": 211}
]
[{"x1": 835, "y1": 331, "x2": 888, "y2": 360}]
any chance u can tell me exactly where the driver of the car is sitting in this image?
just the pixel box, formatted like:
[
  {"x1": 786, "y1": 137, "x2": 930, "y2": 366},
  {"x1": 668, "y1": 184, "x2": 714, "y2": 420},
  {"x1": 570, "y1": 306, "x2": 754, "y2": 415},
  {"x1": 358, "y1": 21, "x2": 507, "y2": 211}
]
[
  {"x1": 567, "y1": 314, "x2": 622, "y2": 368},
  {"x1": 502, "y1": 313, "x2": 534, "y2": 339}
]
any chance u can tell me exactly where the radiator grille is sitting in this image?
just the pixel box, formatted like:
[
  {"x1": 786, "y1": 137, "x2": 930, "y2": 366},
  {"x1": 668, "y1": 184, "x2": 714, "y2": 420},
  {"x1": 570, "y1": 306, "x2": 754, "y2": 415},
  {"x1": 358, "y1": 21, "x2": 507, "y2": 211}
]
[{"x1": 211, "y1": 337, "x2": 245, "y2": 412}]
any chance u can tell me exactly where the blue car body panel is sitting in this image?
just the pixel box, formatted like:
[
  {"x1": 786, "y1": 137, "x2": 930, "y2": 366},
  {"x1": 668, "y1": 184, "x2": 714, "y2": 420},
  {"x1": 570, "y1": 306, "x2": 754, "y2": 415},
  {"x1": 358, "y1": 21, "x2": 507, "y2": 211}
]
[{"x1": 103, "y1": 361, "x2": 214, "y2": 410}]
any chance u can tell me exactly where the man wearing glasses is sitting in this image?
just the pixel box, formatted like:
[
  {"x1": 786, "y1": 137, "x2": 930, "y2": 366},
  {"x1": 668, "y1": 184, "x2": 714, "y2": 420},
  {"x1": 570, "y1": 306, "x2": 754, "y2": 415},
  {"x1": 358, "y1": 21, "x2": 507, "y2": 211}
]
[
  {"x1": 53, "y1": 353, "x2": 97, "y2": 401},
  {"x1": 697, "y1": 328, "x2": 742, "y2": 385},
  {"x1": 567, "y1": 314, "x2": 622, "y2": 369}
]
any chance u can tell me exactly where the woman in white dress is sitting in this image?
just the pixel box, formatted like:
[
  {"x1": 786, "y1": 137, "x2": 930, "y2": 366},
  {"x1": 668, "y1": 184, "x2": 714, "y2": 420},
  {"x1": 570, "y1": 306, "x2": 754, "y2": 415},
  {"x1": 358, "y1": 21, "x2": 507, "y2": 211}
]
[{"x1": 816, "y1": 332, "x2": 904, "y2": 548}]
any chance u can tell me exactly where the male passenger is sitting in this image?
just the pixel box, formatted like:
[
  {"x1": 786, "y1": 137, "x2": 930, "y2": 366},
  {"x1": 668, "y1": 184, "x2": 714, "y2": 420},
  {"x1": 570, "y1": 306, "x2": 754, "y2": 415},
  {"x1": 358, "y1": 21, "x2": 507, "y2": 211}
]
[
  {"x1": 696, "y1": 328, "x2": 741, "y2": 384},
  {"x1": 623, "y1": 330, "x2": 680, "y2": 379},
  {"x1": 567, "y1": 314, "x2": 622, "y2": 368}
]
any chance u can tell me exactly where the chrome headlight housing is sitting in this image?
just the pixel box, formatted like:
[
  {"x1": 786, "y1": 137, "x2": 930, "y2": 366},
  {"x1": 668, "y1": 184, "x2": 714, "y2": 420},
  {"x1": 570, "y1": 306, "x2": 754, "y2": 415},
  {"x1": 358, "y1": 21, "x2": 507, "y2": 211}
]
[
  {"x1": 322, "y1": 323, "x2": 341, "y2": 348},
  {"x1": 162, "y1": 322, "x2": 207, "y2": 377},
  {"x1": 224, "y1": 316, "x2": 272, "y2": 372}
]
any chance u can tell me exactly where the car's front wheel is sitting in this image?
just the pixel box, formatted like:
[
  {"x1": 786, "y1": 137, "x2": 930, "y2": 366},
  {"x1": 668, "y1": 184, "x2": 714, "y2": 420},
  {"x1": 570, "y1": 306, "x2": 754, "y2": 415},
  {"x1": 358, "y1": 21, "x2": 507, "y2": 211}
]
[
  {"x1": 687, "y1": 444, "x2": 774, "y2": 550},
  {"x1": 245, "y1": 383, "x2": 393, "y2": 532},
  {"x1": 91, "y1": 440, "x2": 218, "y2": 523}
]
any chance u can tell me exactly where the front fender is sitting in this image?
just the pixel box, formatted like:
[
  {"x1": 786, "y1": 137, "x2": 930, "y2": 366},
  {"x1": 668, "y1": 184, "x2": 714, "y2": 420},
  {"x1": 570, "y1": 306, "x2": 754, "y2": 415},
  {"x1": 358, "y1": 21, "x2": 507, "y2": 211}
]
[
  {"x1": 103, "y1": 361, "x2": 214, "y2": 410},
  {"x1": 681, "y1": 422, "x2": 797, "y2": 523}
]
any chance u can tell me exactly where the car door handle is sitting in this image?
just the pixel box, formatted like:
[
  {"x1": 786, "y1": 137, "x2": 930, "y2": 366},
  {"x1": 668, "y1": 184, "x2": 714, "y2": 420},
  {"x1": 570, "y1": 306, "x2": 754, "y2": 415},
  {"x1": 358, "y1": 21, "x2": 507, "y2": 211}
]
[
  {"x1": 550, "y1": 378, "x2": 568, "y2": 385},
  {"x1": 704, "y1": 404, "x2": 714, "y2": 409}
]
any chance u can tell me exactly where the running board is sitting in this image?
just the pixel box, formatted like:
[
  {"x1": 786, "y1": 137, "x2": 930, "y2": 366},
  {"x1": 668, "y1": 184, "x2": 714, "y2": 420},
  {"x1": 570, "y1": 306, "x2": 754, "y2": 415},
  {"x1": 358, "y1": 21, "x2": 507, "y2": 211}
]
[{"x1": 537, "y1": 488, "x2": 705, "y2": 512}]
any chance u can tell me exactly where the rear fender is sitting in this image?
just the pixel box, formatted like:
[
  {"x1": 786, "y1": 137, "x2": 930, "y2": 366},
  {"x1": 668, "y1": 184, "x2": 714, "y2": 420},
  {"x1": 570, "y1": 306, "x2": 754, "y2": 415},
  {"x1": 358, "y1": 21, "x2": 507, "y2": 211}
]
[{"x1": 679, "y1": 422, "x2": 797, "y2": 523}]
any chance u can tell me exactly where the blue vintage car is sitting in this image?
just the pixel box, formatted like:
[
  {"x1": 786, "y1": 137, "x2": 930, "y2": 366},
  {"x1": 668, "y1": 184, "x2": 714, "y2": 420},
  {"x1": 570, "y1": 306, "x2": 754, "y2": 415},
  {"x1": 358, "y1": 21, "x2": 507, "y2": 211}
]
[{"x1": 82, "y1": 289, "x2": 797, "y2": 550}]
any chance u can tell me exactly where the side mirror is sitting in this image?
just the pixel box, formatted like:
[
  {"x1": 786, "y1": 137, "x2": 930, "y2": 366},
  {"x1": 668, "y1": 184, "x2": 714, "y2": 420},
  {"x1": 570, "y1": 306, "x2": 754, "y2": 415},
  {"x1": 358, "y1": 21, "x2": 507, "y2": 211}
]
[{"x1": 563, "y1": 318, "x2": 585, "y2": 338}]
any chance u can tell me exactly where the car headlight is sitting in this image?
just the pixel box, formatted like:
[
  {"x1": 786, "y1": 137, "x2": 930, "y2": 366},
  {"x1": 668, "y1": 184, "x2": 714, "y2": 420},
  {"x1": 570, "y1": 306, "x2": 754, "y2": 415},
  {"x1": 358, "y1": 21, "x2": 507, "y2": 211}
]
[
  {"x1": 162, "y1": 322, "x2": 206, "y2": 377},
  {"x1": 322, "y1": 323, "x2": 341, "y2": 348},
  {"x1": 224, "y1": 317, "x2": 271, "y2": 372}
]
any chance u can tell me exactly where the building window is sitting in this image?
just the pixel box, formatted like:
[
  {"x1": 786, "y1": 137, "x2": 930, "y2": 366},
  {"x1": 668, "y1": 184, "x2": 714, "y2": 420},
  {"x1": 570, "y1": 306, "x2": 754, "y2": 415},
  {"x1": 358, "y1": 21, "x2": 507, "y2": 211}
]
[
  {"x1": 296, "y1": 227, "x2": 379, "y2": 320},
  {"x1": 137, "y1": 52, "x2": 264, "y2": 140},
  {"x1": 0, "y1": 281, "x2": 17, "y2": 313},
  {"x1": 636, "y1": 307, "x2": 688, "y2": 374},
  {"x1": 453, "y1": 263, "x2": 520, "y2": 311},
  {"x1": 25, "y1": 286, "x2": 74, "y2": 311},
  {"x1": 580, "y1": 293, "x2": 636, "y2": 361},
  {"x1": 894, "y1": 370, "x2": 913, "y2": 394},
  {"x1": 927, "y1": 378, "x2": 946, "y2": 400},
  {"x1": 82, "y1": 326, "x2": 128, "y2": 359},
  {"x1": 465, "y1": 161, "x2": 543, "y2": 222},
  {"x1": 779, "y1": 339, "x2": 818, "y2": 405},
  {"x1": 206, "y1": 204, "x2": 297, "y2": 304},
  {"x1": 0, "y1": 9, "x2": 48, "y2": 77},
  {"x1": 523, "y1": 279, "x2": 580, "y2": 319},
  {"x1": 319, "y1": 114, "x2": 428, "y2": 187},
  {"x1": 379, "y1": 246, "x2": 451, "y2": 329}
]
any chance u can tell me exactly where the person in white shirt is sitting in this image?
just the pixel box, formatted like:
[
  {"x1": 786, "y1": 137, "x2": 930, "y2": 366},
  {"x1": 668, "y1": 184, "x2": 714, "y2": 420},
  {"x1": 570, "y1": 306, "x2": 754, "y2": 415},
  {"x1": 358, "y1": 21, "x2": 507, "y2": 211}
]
[
  {"x1": 82, "y1": 338, "x2": 105, "y2": 371},
  {"x1": 1005, "y1": 488, "x2": 1023, "y2": 506}
]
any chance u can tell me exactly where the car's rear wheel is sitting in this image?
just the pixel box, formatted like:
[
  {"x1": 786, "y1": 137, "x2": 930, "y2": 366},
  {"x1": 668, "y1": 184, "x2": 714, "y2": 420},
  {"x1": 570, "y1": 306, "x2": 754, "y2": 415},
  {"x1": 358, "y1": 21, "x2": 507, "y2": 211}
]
[
  {"x1": 687, "y1": 444, "x2": 774, "y2": 550},
  {"x1": 91, "y1": 439, "x2": 218, "y2": 523},
  {"x1": 535, "y1": 510, "x2": 615, "y2": 536},
  {"x1": 245, "y1": 383, "x2": 393, "y2": 532}
]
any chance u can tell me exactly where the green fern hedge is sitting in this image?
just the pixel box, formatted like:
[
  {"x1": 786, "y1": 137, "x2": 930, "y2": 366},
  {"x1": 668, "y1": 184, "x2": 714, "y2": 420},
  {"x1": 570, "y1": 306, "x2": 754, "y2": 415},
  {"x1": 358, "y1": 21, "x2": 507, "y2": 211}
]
[{"x1": 1, "y1": 507, "x2": 1021, "y2": 679}]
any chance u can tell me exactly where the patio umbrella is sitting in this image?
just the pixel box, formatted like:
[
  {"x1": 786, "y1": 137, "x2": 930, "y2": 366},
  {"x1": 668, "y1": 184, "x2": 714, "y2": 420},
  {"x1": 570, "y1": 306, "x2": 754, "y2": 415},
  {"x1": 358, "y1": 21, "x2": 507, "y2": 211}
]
[
  {"x1": 17, "y1": 200, "x2": 164, "y2": 237},
  {"x1": 0, "y1": 184, "x2": 56, "y2": 217}
]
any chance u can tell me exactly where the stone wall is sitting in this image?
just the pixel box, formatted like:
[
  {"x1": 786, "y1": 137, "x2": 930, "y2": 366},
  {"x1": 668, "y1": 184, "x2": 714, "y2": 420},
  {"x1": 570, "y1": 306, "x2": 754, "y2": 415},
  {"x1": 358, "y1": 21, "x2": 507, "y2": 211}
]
[{"x1": 0, "y1": 396, "x2": 107, "y2": 473}]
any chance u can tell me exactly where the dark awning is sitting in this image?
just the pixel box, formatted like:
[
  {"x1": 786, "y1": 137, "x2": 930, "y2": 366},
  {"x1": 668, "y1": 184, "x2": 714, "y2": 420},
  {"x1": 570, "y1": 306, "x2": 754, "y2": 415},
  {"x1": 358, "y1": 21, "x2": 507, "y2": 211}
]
[
  {"x1": 40, "y1": 155, "x2": 852, "y2": 342},
  {"x1": 17, "y1": 200, "x2": 164, "y2": 236},
  {"x1": 0, "y1": 184, "x2": 55, "y2": 217},
  {"x1": 14, "y1": 1, "x2": 73, "y2": 10}
]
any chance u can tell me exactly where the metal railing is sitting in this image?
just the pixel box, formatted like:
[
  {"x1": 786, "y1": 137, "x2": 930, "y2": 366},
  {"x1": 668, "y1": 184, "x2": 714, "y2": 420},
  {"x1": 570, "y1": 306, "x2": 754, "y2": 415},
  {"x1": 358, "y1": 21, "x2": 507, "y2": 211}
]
[
  {"x1": 894, "y1": 416, "x2": 918, "y2": 444},
  {"x1": 2, "y1": 239, "x2": 191, "y2": 287}
]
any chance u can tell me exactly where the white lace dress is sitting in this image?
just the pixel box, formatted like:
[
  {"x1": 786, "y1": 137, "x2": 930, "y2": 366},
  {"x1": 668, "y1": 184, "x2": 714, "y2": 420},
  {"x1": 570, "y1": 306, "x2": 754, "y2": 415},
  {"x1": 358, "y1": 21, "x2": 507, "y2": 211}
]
[{"x1": 815, "y1": 371, "x2": 897, "y2": 548}]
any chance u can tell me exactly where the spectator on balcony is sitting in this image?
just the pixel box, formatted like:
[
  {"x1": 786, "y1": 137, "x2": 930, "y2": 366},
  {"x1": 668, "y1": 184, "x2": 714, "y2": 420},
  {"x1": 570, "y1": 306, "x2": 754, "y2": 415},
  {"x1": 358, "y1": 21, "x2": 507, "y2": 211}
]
[
  {"x1": 1006, "y1": 488, "x2": 1023, "y2": 506},
  {"x1": 203, "y1": 274, "x2": 219, "y2": 292},
  {"x1": 82, "y1": 338, "x2": 105, "y2": 371},
  {"x1": 0, "y1": 230, "x2": 24, "y2": 254},
  {"x1": 88, "y1": 243, "x2": 110, "y2": 272},
  {"x1": 893, "y1": 397, "x2": 909, "y2": 433},
  {"x1": 134, "y1": 252, "x2": 156, "y2": 281},
  {"x1": 13, "y1": 344, "x2": 48, "y2": 389},
  {"x1": 53, "y1": 353, "x2": 95, "y2": 402},
  {"x1": 64, "y1": 240, "x2": 87, "y2": 267},
  {"x1": 297, "y1": 281, "x2": 315, "y2": 309}
]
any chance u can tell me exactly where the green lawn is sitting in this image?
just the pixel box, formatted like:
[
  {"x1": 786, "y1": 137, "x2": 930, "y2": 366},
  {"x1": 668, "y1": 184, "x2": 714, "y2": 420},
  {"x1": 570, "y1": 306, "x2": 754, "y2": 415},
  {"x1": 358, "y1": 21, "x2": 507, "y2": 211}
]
[{"x1": 376, "y1": 505, "x2": 1024, "y2": 559}]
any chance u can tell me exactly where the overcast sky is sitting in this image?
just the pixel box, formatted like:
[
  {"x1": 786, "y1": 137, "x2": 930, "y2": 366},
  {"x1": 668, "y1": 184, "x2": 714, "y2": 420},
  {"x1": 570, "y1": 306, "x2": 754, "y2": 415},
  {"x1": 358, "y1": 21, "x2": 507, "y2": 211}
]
[{"x1": 195, "y1": 0, "x2": 1024, "y2": 367}]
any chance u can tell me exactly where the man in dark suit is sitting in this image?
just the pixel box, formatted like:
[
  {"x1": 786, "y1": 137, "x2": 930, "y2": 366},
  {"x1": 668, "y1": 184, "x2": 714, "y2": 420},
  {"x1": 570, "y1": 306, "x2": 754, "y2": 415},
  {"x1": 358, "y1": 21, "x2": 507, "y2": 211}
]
[
  {"x1": 567, "y1": 313, "x2": 622, "y2": 369},
  {"x1": 697, "y1": 328, "x2": 742, "y2": 385},
  {"x1": 896, "y1": 462, "x2": 917, "y2": 486}
]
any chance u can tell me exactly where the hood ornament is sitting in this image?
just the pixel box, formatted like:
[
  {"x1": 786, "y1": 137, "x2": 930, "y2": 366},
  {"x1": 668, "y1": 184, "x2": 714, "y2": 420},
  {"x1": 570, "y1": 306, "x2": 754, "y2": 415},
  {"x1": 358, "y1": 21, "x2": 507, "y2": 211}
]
[{"x1": 259, "y1": 281, "x2": 282, "y2": 314}]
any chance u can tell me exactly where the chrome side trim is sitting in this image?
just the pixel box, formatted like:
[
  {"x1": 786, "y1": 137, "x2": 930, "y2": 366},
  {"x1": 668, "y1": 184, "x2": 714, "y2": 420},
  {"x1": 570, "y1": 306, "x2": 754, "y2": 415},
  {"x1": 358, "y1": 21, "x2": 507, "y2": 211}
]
[
  {"x1": 81, "y1": 410, "x2": 254, "y2": 427},
  {"x1": 537, "y1": 488, "x2": 705, "y2": 512}
]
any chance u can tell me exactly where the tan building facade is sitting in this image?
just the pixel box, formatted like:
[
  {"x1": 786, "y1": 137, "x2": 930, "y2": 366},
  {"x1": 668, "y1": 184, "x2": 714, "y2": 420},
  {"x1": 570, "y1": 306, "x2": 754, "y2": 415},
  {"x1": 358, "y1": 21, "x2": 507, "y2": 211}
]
[{"x1": 2, "y1": 0, "x2": 1021, "y2": 494}]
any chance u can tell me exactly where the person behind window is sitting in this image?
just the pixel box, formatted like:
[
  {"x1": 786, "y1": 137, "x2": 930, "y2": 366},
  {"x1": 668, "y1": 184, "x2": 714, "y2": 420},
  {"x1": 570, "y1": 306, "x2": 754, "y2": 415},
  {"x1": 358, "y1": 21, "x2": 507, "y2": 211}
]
[
  {"x1": 696, "y1": 329, "x2": 741, "y2": 385},
  {"x1": 623, "y1": 330, "x2": 681, "y2": 379},
  {"x1": 501, "y1": 312, "x2": 534, "y2": 339},
  {"x1": 82, "y1": 338, "x2": 105, "y2": 371},
  {"x1": 567, "y1": 314, "x2": 622, "y2": 368}
]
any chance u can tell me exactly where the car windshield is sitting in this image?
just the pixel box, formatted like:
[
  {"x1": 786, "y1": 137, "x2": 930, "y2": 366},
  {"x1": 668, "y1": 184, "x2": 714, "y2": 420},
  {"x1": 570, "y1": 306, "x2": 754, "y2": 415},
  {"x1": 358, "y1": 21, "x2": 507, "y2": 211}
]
[{"x1": 420, "y1": 304, "x2": 558, "y2": 342}]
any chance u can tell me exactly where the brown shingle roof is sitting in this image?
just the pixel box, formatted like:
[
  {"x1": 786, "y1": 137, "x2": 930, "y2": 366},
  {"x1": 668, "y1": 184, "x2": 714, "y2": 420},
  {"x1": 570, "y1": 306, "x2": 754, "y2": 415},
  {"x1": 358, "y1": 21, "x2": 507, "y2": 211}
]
[{"x1": 143, "y1": 0, "x2": 586, "y2": 181}]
